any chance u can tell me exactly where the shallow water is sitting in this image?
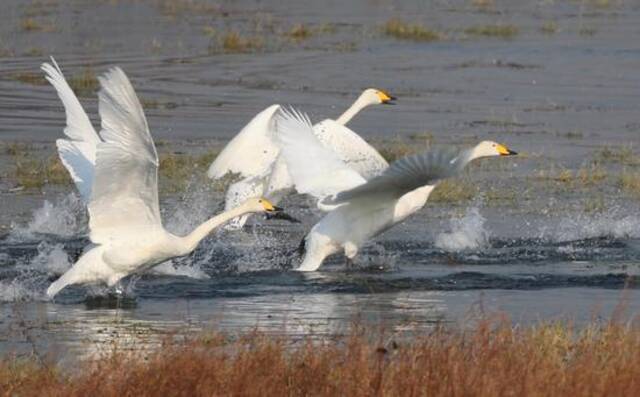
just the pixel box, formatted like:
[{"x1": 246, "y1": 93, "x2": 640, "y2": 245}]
[
  {"x1": 2, "y1": 208, "x2": 640, "y2": 363},
  {"x1": 1, "y1": 0, "x2": 640, "y2": 363}
]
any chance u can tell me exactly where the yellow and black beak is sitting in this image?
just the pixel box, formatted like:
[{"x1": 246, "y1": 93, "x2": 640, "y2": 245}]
[
  {"x1": 263, "y1": 203, "x2": 300, "y2": 223},
  {"x1": 377, "y1": 90, "x2": 397, "y2": 105},
  {"x1": 497, "y1": 144, "x2": 518, "y2": 156}
]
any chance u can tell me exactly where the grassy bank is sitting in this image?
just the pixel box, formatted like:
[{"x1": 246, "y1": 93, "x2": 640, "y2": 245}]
[{"x1": 2, "y1": 319, "x2": 639, "y2": 396}]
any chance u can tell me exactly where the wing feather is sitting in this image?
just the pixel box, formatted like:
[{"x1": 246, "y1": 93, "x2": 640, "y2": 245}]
[
  {"x1": 327, "y1": 147, "x2": 465, "y2": 204},
  {"x1": 207, "y1": 104, "x2": 281, "y2": 179},
  {"x1": 88, "y1": 67, "x2": 161, "y2": 243},
  {"x1": 274, "y1": 107, "x2": 366, "y2": 200},
  {"x1": 41, "y1": 57, "x2": 100, "y2": 202},
  {"x1": 313, "y1": 119, "x2": 387, "y2": 179}
]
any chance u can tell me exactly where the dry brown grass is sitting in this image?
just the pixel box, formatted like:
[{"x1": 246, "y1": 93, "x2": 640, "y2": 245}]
[
  {"x1": 12, "y1": 155, "x2": 71, "y2": 189},
  {"x1": 541, "y1": 21, "x2": 559, "y2": 35},
  {"x1": 375, "y1": 141, "x2": 417, "y2": 163},
  {"x1": 471, "y1": 0, "x2": 495, "y2": 7},
  {"x1": 20, "y1": 17, "x2": 57, "y2": 33},
  {"x1": 619, "y1": 170, "x2": 640, "y2": 196},
  {"x1": 12, "y1": 67, "x2": 98, "y2": 95},
  {"x1": 158, "y1": 150, "x2": 221, "y2": 193},
  {"x1": 464, "y1": 24, "x2": 519, "y2": 39},
  {"x1": 65, "y1": 68, "x2": 99, "y2": 97},
  {"x1": 430, "y1": 178, "x2": 477, "y2": 203},
  {"x1": 156, "y1": 0, "x2": 221, "y2": 18},
  {"x1": 383, "y1": 18, "x2": 443, "y2": 42},
  {"x1": 532, "y1": 163, "x2": 607, "y2": 189},
  {"x1": 11, "y1": 72, "x2": 48, "y2": 86},
  {"x1": 595, "y1": 145, "x2": 639, "y2": 165},
  {"x1": 374, "y1": 134, "x2": 433, "y2": 163},
  {"x1": 2, "y1": 320, "x2": 640, "y2": 396},
  {"x1": 286, "y1": 24, "x2": 313, "y2": 40},
  {"x1": 218, "y1": 31, "x2": 264, "y2": 53}
]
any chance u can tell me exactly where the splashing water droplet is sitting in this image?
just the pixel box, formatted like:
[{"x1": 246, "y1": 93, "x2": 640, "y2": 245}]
[
  {"x1": 8, "y1": 193, "x2": 87, "y2": 242},
  {"x1": 435, "y1": 206, "x2": 489, "y2": 252}
]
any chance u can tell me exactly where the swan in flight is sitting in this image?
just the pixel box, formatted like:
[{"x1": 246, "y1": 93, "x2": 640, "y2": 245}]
[
  {"x1": 274, "y1": 108, "x2": 518, "y2": 272},
  {"x1": 42, "y1": 60, "x2": 284, "y2": 298},
  {"x1": 207, "y1": 88, "x2": 396, "y2": 229}
]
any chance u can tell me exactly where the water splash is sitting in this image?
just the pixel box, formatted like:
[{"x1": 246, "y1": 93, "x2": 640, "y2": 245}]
[
  {"x1": 358, "y1": 243, "x2": 398, "y2": 271},
  {"x1": 163, "y1": 183, "x2": 294, "y2": 274},
  {"x1": 0, "y1": 242, "x2": 71, "y2": 302},
  {"x1": 164, "y1": 184, "x2": 223, "y2": 236},
  {"x1": 152, "y1": 261, "x2": 209, "y2": 279},
  {"x1": 8, "y1": 193, "x2": 86, "y2": 242},
  {"x1": 546, "y1": 208, "x2": 640, "y2": 242},
  {"x1": 28, "y1": 242, "x2": 72, "y2": 276},
  {"x1": 435, "y1": 206, "x2": 489, "y2": 252},
  {"x1": 0, "y1": 279, "x2": 43, "y2": 302}
]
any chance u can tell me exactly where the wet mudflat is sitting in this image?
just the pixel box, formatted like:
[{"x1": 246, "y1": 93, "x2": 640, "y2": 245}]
[{"x1": 0, "y1": 0, "x2": 640, "y2": 364}]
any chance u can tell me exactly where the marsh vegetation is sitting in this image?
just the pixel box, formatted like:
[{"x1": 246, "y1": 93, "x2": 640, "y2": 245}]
[{"x1": 2, "y1": 319, "x2": 639, "y2": 396}]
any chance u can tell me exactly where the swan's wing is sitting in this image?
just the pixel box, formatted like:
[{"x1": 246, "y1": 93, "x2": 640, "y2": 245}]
[
  {"x1": 88, "y1": 67, "x2": 161, "y2": 243},
  {"x1": 41, "y1": 58, "x2": 101, "y2": 202},
  {"x1": 313, "y1": 119, "x2": 388, "y2": 179},
  {"x1": 274, "y1": 107, "x2": 366, "y2": 200},
  {"x1": 207, "y1": 104, "x2": 281, "y2": 179},
  {"x1": 55, "y1": 140, "x2": 96, "y2": 201},
  {"x1": 327, "y1": 147, "x2": 463, "y2": 204}
]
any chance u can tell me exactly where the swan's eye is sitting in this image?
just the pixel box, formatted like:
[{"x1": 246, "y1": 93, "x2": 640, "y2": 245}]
[{"x1": 258, "y1": 199, "x2": 263, "y2": 203}]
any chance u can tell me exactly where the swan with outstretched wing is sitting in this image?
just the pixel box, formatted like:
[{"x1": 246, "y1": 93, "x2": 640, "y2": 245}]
[
  {"x1": 274, "y1": 107, "x2": 517, "y2": 272},
  {"x1": 209, "y1": 89, "x2": 395, "y2": 229},
  {"x1": 44, "y1": 62, "x2": 288, "y2": 298}
]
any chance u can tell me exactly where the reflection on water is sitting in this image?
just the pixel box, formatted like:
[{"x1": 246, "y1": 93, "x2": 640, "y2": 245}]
[{"x1": 2, "y1": 287, "x2": 637, "y2": 365}]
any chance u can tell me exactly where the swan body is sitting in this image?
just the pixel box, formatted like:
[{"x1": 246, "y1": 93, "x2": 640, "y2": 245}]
[
  {"x1": 210, "y1": 89, "x2": 395, "y2": 229},
  {"x1": 274, "y1": 108, "x2": 517, "y2": 272},
  {"x1": 46, "y1": 200, "x2": 273, "y2": 298},
  {"x1": 43, "y1": 60, "x2": 282, "y2": 298}
]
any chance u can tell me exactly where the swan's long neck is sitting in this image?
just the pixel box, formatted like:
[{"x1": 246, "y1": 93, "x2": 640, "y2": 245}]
[
  {"x1": 335, "y1": 93, "x2": 371, "y2": 125},
  {"x1": 458, "y1": 147, "x2": 482, "y2": 169},
  {"x1": 180, "y1": 205, "x2": 251, "y2": 253}
]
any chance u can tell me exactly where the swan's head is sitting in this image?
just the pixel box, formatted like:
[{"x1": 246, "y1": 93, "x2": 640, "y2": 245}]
[
  {"x1": 242, "y1": 197, "x2": 282, "y2": 213},
  {"x1": 242, "y1": 198, "x2": 300, "y2": 223},
  {"x1": 473, "y1": 141, "x2": 518, "y2": 159},
  {"x1": 362, "y1": 88, "x2": 397, "y2": 106}
]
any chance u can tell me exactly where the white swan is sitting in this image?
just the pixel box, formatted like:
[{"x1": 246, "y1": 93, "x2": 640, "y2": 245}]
[
  {"x1": 208, "y1": 89, "x2": 396, "y2": 229},
  {"x1": 43, "y1": 62, "x2": 283, "y2": 298},
  {"x1": 274, "y1": 108, "x2": 518, "y2": 272}
]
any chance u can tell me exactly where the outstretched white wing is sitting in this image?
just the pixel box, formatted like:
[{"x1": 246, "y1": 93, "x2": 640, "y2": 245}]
[
  {"x1": 313, "y1": 119, "x2": 388, "y2": 179},
  {"x1": 207, "y1": 104, "x2": 281, "y2": 179},
  {"x1": 327, "y1": 147, "x2": 464, "y2": 205},
  {"x1": 88, "y1": 67, "x2": 161, "y2": 243},
  {"x1": 274, "y1": 107, "x2": 366, "y2": 200},
  {"x1": 41, "y1": 58, "x2": 101, "y2": 202}
]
